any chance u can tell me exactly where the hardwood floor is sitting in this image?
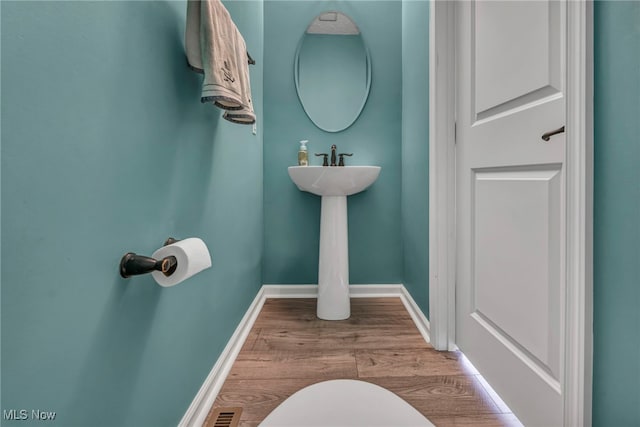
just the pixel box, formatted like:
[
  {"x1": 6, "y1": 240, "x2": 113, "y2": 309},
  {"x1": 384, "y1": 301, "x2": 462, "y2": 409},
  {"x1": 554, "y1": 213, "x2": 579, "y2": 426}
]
[{"x1": 206, "y1": 298, "x2": 520, "y2": 427}]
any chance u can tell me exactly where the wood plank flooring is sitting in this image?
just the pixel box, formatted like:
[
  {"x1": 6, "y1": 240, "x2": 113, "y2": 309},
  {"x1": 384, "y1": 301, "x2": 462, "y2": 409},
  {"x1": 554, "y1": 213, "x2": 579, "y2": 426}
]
[{"x1": 206, "y1": 298, "x2": 520, "y2": 427}]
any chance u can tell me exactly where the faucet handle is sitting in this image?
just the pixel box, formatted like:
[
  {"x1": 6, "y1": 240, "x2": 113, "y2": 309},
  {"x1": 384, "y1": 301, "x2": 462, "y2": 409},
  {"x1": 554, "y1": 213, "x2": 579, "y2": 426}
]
[
  {"x1": 314, "y1": 153, "x2": 329, "y2": 166},
  {"x1": 338, "y1": 153, "x2": 353, "y2": 167}
]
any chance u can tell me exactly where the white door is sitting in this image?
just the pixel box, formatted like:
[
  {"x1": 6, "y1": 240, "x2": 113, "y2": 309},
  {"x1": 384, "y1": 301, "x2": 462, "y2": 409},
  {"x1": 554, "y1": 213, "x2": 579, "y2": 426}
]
[{"x1": 455, "y1": 1, "x2": 567, "y2": 426}]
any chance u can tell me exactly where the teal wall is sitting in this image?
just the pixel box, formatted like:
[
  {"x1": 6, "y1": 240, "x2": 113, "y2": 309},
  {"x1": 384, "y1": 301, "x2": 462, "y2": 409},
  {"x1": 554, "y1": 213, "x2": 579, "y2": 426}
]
[
  {"x1": 0, "y1": 1, "x2": 263, "y2": 426},
  {"x1": 401, "y1": 0, "x2": 429, "y2": 315},
  {"x1": 593, "y1": 2, "x2": 640, "y2": 426},
  {"x1": 263, "y1": 1, "x2": 403, "y2": 285}
]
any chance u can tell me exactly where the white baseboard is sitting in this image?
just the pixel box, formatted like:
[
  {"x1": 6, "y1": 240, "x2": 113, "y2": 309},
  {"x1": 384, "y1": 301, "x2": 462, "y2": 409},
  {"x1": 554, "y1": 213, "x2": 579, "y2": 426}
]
[
  {"x1": 261, "y1": 284, "x2": 318, "y2": 298},
  {"x1": 178, "y1": 287, "x2": 267, "y2": 427},
  {"x1": 397, "y1": 286, "x2": 431, "y2": 345},
  {"x1": 179, "y1": 284, "x2": 430, "y2": 427}
]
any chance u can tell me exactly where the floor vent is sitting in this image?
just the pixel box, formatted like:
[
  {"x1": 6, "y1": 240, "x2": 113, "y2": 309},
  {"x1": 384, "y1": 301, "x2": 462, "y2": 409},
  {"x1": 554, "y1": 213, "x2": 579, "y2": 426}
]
[{"x1": 204, "y1": 407, "x2": 242, "y2": 427}]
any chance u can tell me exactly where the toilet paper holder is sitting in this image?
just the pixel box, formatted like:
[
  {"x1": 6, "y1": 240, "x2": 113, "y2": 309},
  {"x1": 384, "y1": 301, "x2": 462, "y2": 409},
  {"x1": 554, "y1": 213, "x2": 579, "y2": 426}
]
[{"x1": 119, "y1": 237, "x2": 180, "y2": 279}]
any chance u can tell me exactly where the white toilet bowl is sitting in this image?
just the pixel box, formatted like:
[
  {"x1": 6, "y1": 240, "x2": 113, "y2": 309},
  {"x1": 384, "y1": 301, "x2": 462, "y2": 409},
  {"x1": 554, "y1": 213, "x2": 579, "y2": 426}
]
[{"x1": 259, "y1": 379, "x2": 435, "y2": 427}]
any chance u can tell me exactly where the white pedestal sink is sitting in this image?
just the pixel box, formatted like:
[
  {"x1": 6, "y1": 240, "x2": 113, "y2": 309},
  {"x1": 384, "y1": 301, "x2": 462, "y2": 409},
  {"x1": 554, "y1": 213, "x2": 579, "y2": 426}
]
[{"x1": 288, "y1": 166, "x2": 381, "y2": 320}]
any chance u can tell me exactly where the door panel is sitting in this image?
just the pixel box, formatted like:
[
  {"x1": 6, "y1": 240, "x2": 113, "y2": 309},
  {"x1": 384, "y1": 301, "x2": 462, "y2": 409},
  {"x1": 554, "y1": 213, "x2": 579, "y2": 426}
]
[
  {"x1": 473, "y1": 166, "x2": 562, "y2": 381},
  {"x1": 456, "y1": 1, "x2": 567, "y2": 426},
  {"x1": 473, "y1": 1, "x2": 564, "y2": 122}
]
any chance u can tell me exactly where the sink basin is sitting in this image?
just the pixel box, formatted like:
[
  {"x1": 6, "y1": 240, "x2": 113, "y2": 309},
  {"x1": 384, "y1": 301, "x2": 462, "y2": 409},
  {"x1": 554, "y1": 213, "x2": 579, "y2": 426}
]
[
  {"x1": 288, "y1": 166, "x2": 381, "y2": 197},
  {"x1": 288, "y1": 165, "x2": 381, "y2": 320}
]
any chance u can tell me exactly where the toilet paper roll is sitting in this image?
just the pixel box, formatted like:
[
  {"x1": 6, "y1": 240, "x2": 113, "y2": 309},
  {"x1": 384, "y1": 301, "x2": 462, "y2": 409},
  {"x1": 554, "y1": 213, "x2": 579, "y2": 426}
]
[{"x1": 150, "y1": 238, "x2": 211, "y2": 287}]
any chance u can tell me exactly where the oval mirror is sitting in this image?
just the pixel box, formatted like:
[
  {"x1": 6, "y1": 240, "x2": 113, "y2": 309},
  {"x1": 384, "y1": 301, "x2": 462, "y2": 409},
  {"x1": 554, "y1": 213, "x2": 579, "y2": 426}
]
[{"x1": 294, "y1": 11, "x2": 371, "y2": 133}]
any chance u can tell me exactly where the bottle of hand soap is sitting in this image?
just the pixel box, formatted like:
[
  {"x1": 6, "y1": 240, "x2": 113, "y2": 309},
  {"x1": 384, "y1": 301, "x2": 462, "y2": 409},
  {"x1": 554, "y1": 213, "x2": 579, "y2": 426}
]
[{"x1": 298, "y1": 140, "x2": 309, "y2": 166}]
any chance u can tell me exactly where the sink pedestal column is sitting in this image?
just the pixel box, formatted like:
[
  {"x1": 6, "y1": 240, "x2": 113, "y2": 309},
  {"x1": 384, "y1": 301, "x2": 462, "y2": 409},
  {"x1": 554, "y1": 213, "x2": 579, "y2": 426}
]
[{"x1": 317, "y1": 195, "x2": 350, "y2": 320}]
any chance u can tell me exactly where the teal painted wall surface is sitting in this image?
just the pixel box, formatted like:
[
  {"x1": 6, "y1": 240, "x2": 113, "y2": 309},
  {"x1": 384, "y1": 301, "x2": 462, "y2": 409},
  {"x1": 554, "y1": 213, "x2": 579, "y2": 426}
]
[
  {"x1": 0, "y1": 1, "x2": 263, "y2": 426},
  {"x1": 401, "y1": 0, "x2": 429, "y2": 315},
  {"x1": 263, "y1": 1, "x2": 403, "y2": 285},
  {"x1": 593, "y1": 2, "x2": 640, "y2": 426}
]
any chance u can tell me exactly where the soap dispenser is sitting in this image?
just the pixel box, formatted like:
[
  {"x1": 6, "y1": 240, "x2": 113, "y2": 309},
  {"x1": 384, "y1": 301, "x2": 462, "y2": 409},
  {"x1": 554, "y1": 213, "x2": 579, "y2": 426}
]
[{"x1": 298, "y1": 140, "x2": 309, "y2": 166}]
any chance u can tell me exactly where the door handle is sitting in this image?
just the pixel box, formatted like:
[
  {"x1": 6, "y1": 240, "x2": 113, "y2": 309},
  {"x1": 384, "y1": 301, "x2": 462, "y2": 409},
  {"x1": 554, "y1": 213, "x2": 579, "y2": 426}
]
[{"x1": 541, "y1": 126, "x2": 565, "y2": 142}]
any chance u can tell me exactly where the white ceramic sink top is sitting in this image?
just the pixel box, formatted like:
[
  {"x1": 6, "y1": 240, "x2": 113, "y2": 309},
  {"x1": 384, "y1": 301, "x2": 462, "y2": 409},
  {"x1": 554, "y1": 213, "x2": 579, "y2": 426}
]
[{"x1": 288, "y1": 166, "x2": 381, "y2": 196}]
